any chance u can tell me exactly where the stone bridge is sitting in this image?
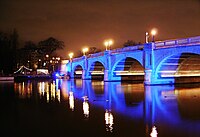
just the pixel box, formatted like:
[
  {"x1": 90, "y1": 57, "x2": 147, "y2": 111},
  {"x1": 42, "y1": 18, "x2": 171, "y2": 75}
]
[{"x1": 64, "y1": 36, "x2": 200, "y2": 85}]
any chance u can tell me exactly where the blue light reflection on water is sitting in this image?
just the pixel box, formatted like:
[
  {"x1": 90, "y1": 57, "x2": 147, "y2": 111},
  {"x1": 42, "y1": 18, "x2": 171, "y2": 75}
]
[
  {"x1": 4, "y1": 79, "x2": 200, "y2": 137},
  {"x1": 59, "y1": 79, "x2": 200, "y2": 136}
]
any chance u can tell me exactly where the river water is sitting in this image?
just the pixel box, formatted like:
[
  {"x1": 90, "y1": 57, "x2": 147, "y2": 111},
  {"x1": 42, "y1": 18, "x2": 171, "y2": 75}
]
[{"x1": 0, "y1": 79, "x2": 200, "y2": 137}]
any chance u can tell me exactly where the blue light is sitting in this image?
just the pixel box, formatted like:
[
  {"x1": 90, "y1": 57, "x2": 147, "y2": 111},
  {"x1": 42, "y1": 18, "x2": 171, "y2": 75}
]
[{"x1": 55, "y1": 73, "x2": 59, "y2": 77}]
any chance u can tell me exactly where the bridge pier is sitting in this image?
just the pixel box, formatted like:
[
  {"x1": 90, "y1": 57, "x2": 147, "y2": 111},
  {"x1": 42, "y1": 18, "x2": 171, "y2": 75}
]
[
  {"x1": 104, "y1": 70, "x2": 121, "y2": 81},
  {"x1": 144, "y1": 43, "x2": 156, "y2": 85},
  {"x1": 82, "y1": 69, "x2": 91, "y2": 80}
]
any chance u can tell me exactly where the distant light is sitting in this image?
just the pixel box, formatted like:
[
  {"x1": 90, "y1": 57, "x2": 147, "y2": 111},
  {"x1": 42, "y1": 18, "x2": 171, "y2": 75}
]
[
  {"x1": 55, "y1": 73, "x2": 59, "y2": 77},
  {"x1": 46, "y1": 54, "x2": 49, "y2": 58},
  {"x1": 61, "y1": 60, "x2": 69, "y2": 64}
]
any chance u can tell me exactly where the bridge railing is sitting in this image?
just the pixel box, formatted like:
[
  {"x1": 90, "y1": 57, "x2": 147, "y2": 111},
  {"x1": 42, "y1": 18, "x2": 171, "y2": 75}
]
[
  {"x1": 111, "y1": 44, "x2": 144, "y2": 54},
  {"x1": 72, "y1": 56, "x2": 84, "y2": 62},
  {"x1": 155, "y1": 36, "x2": 200, "y2": 48},
  {"x1": 88, "y1": 52, "x2": 104, "y2": 58}
]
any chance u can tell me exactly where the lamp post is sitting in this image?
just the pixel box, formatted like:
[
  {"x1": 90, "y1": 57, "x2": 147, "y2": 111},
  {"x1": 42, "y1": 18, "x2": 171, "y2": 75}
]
[
  {"x1": 145, "y1": 32, "x2": 149, "y2": 43},
  {"x1": 104, "y1": 40, "x2": 113, "y2": 51},
  {"x1": 151, "y1": 29, "x2": 157, "y2": 42},
  {"x1": 82, "y1": 48, "x2": 89, "y2": 56},
  {"x1": 68, "y1": 52, "x2": 74, "y2": 78}
]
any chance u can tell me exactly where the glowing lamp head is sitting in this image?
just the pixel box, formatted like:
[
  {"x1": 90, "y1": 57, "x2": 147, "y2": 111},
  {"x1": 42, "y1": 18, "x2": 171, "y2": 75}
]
[
  {"x1": 104, "y1": 41, "x2": 109, "y2": 47},
  {"x1": 151, "y1": 29, "x2": 157, "y2": 36},
  {"x1": 108, "y1": 40, "x2": 113, "y2": 45},
  {"x1": 68, "y1": 52, "x2": 74, "y2": 59},
  {"x1": 82, "y1": 48, "x2": 89, "y2": 53},
  {"x1": 104, "y1": 40, "x2": 113, "y2": 46},
  {"x1": 104, "y1": 39, "x2": 113, "y2": 50}
]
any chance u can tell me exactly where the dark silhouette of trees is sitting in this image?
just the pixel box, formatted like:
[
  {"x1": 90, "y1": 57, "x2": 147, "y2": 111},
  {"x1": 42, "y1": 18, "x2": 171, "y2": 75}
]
[
  {"x1": 38, "y1": 37, "x2": 64, "y2": 56},
  {"x1": 75, "y1": 46, "x2": 102, "y2": 58},
  {"x1": 0, "y1": 29, "x2": 19, "y2": 75},
  {"x1": 17, "y1": 41, "x2": 40, "y2": 70},
  {"x1": 0, "y1": 30, "x2": 65, "y2": 75},
  {"x1": 88, "y1": 47, "x2": 101, "y2": 54},
  {"x1": 123, "y1": 40, "x2": 141, "y2": 47},
  {"x1": 16, "y1": 37, "x2": 64, "y2": 73}
]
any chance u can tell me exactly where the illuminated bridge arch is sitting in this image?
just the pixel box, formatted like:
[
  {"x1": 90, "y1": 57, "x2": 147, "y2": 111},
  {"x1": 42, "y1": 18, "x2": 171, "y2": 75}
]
[
  {"x1": 88, "y1": 61, "x2": 105, "y2": 80},
  {"x1": 73, "y1": 65, "x2": 84, "y2": 78},
  {"x1": 155, "y1": 51, "x2": 200, "y2": 84},
  {"x1": 112, "y1": 57, "x2": 144, "y2": 81}
]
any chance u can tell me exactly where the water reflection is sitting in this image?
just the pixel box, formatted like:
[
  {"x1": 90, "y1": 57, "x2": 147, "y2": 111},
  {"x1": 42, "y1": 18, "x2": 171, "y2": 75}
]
[
  {"x1": 105, "y1": 109, "x2": 114, "y2": 132},
  {"x1": 12, "y1": 80, "x2": 200, "y2": 137},
  {"x1": 83, "y1": 96, "x2": 89, "y2": 118},
  {"x1": 69, "y1": 92, "x2": 74, "y2": 111},
  {"x1": 14, "y1": 81, "x2": 32, "y2": 98},
  {"x1": 150, "y1": 126, "x2": 158, "y2": 137}
]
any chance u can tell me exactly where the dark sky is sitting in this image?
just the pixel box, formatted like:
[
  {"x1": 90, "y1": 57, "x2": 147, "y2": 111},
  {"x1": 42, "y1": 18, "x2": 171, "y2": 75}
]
[{"x1": 0, "y1": 0, "x2": 200, "y2": 57}]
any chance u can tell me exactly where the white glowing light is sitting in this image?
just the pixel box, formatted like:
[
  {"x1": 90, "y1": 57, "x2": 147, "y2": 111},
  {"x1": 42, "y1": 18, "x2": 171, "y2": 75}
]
[
  {"x1": 56, "y1": 89, "x2": 60, "y2": 102},
  {"x1": 83, "y1": 96, "x2": 89, "y2": 118},
  {"x1": 151, "y1": 29, "x2": 157, "y2": 36},
  {"x1": 104, "y1": 39, "x2": 113, "y2": 50},
  {"x1": 105, "y1": 110, "x2": 114, "y2": 132},
  {"x1": 114, "y1": 71, "x2": 144, "y2": 75},
  {"x1": 90, "y1": 71, "x2": 104, "y2": 75},
  {"x1": 75, "y1": 71, "x2": 83, "y2": 74},
  {"x1": 69, "y1": 92, "x2": 74, "y2": 111},
  {"x1": 150, "y1": 126, "x2": 158, "y2": 137},
  {"x1": 68, "y1": 52, "x2": 74, "y2": 59}
]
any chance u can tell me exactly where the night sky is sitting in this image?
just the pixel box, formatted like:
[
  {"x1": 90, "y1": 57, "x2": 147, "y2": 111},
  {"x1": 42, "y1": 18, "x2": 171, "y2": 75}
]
[{"x1": 0, "y1": 0, "x2": 200, "y2": 57}]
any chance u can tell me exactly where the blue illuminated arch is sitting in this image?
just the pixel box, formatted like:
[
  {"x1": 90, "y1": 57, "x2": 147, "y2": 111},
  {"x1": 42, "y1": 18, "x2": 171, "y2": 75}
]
[
  {"x1": 154, "y1": 45, "x2": 200, "y2": 70},
  {"x1": 112, "y1": 56, "x2": 144, "y2": 76},
  {"x1": 72, "y1": 64, "x2": 84, "y2": 76},
  {"x1": 155, "y1": 52, "x2": 200, "y2": 79},
  {"x1": 88, "y1": 58, "x2": 107, "y2": 70}
]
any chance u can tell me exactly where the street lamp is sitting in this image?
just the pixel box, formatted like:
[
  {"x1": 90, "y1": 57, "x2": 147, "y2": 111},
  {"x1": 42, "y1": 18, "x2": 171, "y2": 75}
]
[
  {"x1": 68, "y1": 52, "x2": 74, "y2": 61},
  {"x1": 145, "y1": 32, "x2": 149, "y2": 43},
  {"x1": 104, "y1": 40, "x2": 113, "y2": 50},
  {"x1": 82, "y1": 48, "x2": 89, "y2": 56},
  {"x1": 151, "y1": 29, "x2": 157, "y2": 42}
]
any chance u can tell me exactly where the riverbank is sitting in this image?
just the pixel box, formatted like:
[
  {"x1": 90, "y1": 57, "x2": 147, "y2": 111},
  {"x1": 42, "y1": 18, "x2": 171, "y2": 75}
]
[
  {"x1": 0, "y1": 77, "x2": 14, "y2": 81},
  {"x1": 14, "y1": 75, "x2": 52, "y2": 81}
]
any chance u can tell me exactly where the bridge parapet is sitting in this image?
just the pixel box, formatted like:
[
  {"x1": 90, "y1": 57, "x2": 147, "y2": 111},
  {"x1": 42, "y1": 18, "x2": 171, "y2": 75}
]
[
  {"x1": 88, "y1": 52, "x2": 104, "y2": 58},
  {"x1": 111, "y1": 44, "x2": 143, "y2": 54},
  {"x1": 155, "y1": 36, "x2": 200, "y2": 48},
  {"x1": 72, "y1": 56, "x2": 84, "y2": 62}
]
